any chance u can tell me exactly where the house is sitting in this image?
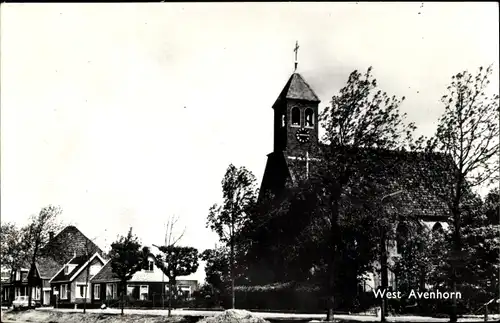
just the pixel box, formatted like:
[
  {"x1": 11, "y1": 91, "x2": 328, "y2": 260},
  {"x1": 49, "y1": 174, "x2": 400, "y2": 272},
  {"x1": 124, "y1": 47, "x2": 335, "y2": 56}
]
[
  {"x1": 49, "y1": 252, "x2": 106, "y2": 307},
  {"x1": 90, "y1": 249, "x2": 199, "y2": 308},
  {"x1": 4, "y1": 225, "x2": 104, "y2": 307},
  {"x1": 1, "y1": 268, "x2": 30, "y2": 306},
  {"x1": 1, "y1": 268, "x2": 12, "y2": 305}
]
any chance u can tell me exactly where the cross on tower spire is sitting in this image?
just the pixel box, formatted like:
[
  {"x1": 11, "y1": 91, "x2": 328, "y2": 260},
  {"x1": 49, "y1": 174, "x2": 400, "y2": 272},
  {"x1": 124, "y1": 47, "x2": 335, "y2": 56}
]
[{"x1": 293, "y1": 41, "x2": 300, "y2": 72}]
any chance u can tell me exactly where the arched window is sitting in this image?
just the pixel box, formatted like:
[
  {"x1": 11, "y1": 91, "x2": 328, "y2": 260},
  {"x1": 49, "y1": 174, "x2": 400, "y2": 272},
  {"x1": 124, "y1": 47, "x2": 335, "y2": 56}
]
[
  {"x1": 291, "y1": 107, "x2": 300, "y2": 126},
  {"x1": 396, "y1": 223, "x2": 408, "y2": 254},
  {"x1": 432, "y1": 222, "x2": 444, "y2": 234},
  {"x1": 305, "y1": 108, "x2": 314, "y2": 127}
]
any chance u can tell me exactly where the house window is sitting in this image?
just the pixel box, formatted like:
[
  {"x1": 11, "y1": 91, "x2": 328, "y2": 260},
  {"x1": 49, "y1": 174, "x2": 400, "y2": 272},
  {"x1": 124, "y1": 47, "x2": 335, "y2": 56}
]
[
  {"x1": 64, "y1": 266, "x2": 69, "y2": 275},
  {"x1": 31, "y1": 287, "x2": 41, "y2": 300},
  {"x1": 15, "y1": 287, "x2": 20, "y2": 297},
  {"x1": 90, "y1": 264, "x2": 102, "y2": 276},
  {"x1": 147, "y1": 260, "x2": 154, "y2": 272},
  {"x1": 76, "y1": 283, "x2": 88, "y2": 299},
  {"x1": 305, "y1": 108, "x2": 314, "y2": 128},
  {"x1": 15, "y1": 271, "x2": 20, "y2": 281},
  {"x1": 106, "y1": 283, "x2": 117, "y2": 300},
  {"x1": 432, "y1": 222, "x2": 444, "y2": 234},
  {"x1": 94, "y1": 284, "x2": 100, "y2": 300},
  {"x1": 281, "y1": 114, "x2": 286, "y2": 127},
  {"x1": 140, "y1": 285, "x2": 149, "y2": 301},
  {"x1": 291, "y1": 107, "x2": 300, "y2": 126},
  {"x1": 60, "y1": 284, "x2": 68, "y2": 300}
]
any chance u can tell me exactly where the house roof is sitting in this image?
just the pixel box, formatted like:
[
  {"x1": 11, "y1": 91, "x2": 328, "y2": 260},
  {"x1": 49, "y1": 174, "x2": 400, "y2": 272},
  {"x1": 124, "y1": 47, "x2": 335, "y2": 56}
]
[
  {"x1": 274, "y1": 73, "x2": 320, "y2": 105},
  {"x1": 91, "y1": 253, "x2": 198, "y2": 284},
  {"x1": 36, "y1": 257, "x2": 63, "y2": 279},
  {"x1": 50, "y1": 255, "x2": 88, "y2": 283},
  {"x1": 90, "y1": 261, "x2": 119, "y2": 283},
  {"x1": 40, "y1": 226, "x2": 104, "y2": 265}
]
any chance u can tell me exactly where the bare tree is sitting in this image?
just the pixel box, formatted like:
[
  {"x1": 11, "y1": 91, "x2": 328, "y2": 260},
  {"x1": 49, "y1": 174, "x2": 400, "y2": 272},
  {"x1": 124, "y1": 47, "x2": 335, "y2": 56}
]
[
  {"x1": 164, "y1": 214, "x2": 186, "y2": 248},
  {"x1": 159, "y1": 214, "x2": 186, "y2": 309}
]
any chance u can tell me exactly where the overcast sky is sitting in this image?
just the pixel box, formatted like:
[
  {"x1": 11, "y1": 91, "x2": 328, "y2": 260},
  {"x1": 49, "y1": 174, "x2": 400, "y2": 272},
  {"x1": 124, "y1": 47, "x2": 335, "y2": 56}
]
[{"x1": 1, "y1": 2, "x2": 498, "y2": 282}]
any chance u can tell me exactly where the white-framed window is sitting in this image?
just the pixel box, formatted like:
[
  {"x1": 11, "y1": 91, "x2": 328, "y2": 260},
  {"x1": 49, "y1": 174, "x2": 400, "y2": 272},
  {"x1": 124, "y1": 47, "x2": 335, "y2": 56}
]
[
  {"x1": 147, "y1": 260, "x2": 154, "y2": 272},
  {"x1": 31, "y1": 287, "x2": 41, "y2": 300},
  {"x1": 60, "y1": 284, "x2": 68, "y2": 300},
  {"x1": 76, "y1": 283, "x2": 88, "y2": 299},
  {"x1": 140, "y1": 285, "x2": 149, "y2": 301},
  {"x1": 94, "y1": 284, "x2": 100, "y2": 300},
  {"x1": 106, "y1": 283, "x2": 117, "y2": 300},
  {"x1": 15, "y1": 271, "x2": 20, "y2": 281}
]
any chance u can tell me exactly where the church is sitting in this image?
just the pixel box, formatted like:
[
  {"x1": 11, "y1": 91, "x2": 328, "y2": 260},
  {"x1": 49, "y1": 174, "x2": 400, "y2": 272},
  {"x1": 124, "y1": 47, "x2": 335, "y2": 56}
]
[{"x1": 257, "y1": 45, "x2": 450, "y2": 294}]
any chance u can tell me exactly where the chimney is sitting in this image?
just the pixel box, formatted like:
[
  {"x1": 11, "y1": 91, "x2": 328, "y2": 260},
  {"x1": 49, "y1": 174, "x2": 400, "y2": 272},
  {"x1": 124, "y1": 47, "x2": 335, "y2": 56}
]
[{"x1": 49, "y1": 231, "x2": 54, "y2": 241}]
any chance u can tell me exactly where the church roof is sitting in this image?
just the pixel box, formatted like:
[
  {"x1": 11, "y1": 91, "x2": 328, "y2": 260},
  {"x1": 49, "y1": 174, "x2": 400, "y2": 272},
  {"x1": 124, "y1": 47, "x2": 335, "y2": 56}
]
[
  {"x1": 275, "y1": 73, "x2": 320, "y2": 104},
  {"x1": 260, "y1": 145, "x2": 453, "y2": 220}
]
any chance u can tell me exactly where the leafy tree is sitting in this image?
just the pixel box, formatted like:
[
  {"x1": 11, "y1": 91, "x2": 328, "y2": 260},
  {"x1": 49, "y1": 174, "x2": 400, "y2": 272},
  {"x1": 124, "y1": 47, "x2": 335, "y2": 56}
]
[
  {"x1": 207, "y1": 164, "x2": 258, "y2": 308},
  {"x1": 109, "y1": 228, "x2": 149, "y2": 315},
  {"x1": 460, "y1": 190, "x2": 499, "y2": 309},
  {"x1": 200, "y1": 247, "x2": 231, "y2": 305},
  {"x1": 422, "y1": 65, "x2": 499, "y2": 322},
  {"x1": 154, "y1": 245, "x2": 199, "y2": 316},
  {"x1": 484, "y1": 188, "x2": 499, "y2": 225},
  {"x1": 316, "y1": 66, "x2": 416, "y2": 320},
  {"x1": 0, "y1": 222, "x2": 30, "y2": 272},
  {"x1": 24, "y1": 205, "x2": 64, "y2": 309}
]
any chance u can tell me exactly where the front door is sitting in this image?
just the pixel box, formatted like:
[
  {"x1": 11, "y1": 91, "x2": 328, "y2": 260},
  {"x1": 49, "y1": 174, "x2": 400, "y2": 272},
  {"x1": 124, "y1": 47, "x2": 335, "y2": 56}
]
[{"x1": 43, "y1": 291, "x2": 50, "y2": 305}]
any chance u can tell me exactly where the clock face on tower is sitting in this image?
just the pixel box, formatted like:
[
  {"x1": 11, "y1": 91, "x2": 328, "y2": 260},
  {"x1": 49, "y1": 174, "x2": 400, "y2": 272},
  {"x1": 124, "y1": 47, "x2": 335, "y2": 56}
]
[{"x1": 296, "y1": 128, "x2": 310, "y2": 143}]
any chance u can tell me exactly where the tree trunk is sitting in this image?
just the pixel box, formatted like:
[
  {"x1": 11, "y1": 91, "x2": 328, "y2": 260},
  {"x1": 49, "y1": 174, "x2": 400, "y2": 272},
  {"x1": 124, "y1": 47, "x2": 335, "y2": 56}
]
[
  {"x1": 380, "y1": 228, "x2": 388, "y2": 323},
  {"x1": 450, "y1": 178, "x2": 463, "y2": 323},
  {"x1": 83, "y1": 265, "x2": 89, "y2": 314},
  {"x1": 28, "y1": 244, "x2": 39, "y2": 310},
  {"x1": 168, "y1": 280, "x2": 173, "y2": 317},
  {"x1": 230, "y1": 223, "x2": 235, "y2": 309},
  {"x1": 326, "y1": 195, "x2": 340, "y2": 322},
  {"x1": 120, "y1": 282, "x2": 125, "y2": 315}
]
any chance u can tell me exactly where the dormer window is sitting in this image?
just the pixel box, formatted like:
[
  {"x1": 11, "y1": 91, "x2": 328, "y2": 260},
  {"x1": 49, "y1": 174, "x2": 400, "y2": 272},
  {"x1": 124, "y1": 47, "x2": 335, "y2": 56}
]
[
  {"x1": 64, "y1": 266, "x2": 69, "y2": 275},
  {"x1": 291, "y1": 107, "x2": 300, "y2": 126},
  {"x1": 305, "y1": 108, "x2": 314, "y2": 128},
  {"x1": 147, "y1": 260, "x2": 154, "y2": 272},
  {"x1": 15, "y1": 271, "x2": 20, "y2": 281}
]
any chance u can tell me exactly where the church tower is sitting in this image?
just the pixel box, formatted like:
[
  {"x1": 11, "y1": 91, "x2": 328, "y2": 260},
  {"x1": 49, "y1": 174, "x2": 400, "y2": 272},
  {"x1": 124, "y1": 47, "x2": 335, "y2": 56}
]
[
  {"x1": 259, "y1": 43, "x2": 322, "y2": 201},
  {"x1": 272, "y1": 72, "x2": 321, "y2": 157}
]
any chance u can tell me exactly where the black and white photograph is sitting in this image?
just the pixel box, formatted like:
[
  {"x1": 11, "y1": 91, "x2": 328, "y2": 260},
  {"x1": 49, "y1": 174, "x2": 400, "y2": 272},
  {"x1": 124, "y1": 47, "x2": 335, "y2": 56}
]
[{"x1": 1, "y1": 2, "x2": 499, "y2": 323}]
